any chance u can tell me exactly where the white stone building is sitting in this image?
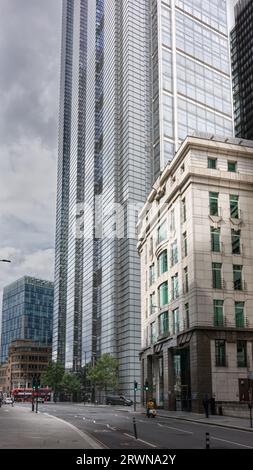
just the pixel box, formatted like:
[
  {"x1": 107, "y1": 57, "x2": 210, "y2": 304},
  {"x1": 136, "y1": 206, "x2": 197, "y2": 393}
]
[{"x1": 137, "y1": 134, "x2": 253, "y2": 412}]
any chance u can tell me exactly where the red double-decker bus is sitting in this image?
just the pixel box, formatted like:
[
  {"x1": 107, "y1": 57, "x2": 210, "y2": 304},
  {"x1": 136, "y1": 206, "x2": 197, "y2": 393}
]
[{"x1": 11, "y1": 388, "x2": 51, "y2": 402}]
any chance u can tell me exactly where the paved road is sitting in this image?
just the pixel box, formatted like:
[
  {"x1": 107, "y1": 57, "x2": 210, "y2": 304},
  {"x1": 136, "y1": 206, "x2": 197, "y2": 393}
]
[
  {"x1": 14, "y1": 402, "x2": 253, "y2": 449},
  {"x1": 0, "y1": 403, "x2": 101, "y2": 449}
]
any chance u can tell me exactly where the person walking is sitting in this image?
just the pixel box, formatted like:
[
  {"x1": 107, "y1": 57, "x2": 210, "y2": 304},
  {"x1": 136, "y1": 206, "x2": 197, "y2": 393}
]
[{"x1": 202, "y1": 393, "x2": 209, "y2": 418}]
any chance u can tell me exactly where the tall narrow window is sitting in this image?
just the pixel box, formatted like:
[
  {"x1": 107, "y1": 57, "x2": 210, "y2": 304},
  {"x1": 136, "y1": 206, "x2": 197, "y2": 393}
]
[
  {"x1": 149, "y1": 237, "x2": 153, "y2": 257},
  {"x1": 184, "y1": 266, "x2": 188, "y2": 293},
  {"x1": 149, "y1": 292, "x2": 156, "y2": 315},
  {"x1": 171, "y1": 241, "x2": 178, "y2": 266},
  {"x1": 233, "y1": 265, "x2": 242, "y2": 290},
  {"x1": 159, "y1": 312, "x2": 169, "y2": 336},
  {"x1": 182, "y1": 198, "x2": 186, "y2": 222},
  {"x1": 185, "y1": 303, "x2": 189, "y2": 329},
  {"x1": 212, "y1": 263, "x2": 222, "y2": 289},
  {"x1": 172, "y1": 273, "x2": 179, "y2": 300},
  {"x1": 170, "y1": 209, "x2": 175, "y2": 231},
  {"x1": 157, "y1": 221, "x2": 167, "y2": 244},
  {"x1": 235, "y1": 302, "x2": 245, "y2": 327},
  {"x1": 149, "y1": 264, "x2": 155, "y2": 286},
  {"x1": 208, "y1": 158, "x2": 217, "y2": 169},
  {"x1": 237, "y1": 340, "x2": 247, "y2": 367},
  {"x1": 209, "y1": 192, "x2": 219, "y2": 216},
  {"x1": 230, "y1": 194, "x2": 239, "y2": 219},
  {"x1": 150, "y1": 322, "x2": 157, "y2": 345},
  {"x1": 211, "y1": 227, "x2": 220, "y2": 252},
  {"x1": 172, "y1": 308, "x2": 180, "y2": 334},
  {"x1": 183, "y1": 231, "x2": 187, "y2": 257},
  {"x1": 215, "y1": 340, "x2": 226, "y2": 366},
  {"x1": 158, "y1": 250, "x2": 168, "y2": 276},
  {"x1": 159, "y1": 281, "x2": 168, "y2": 307},
  {"x1": 231, "y1": 229, "x2": 240, "y2": 254},
  {"x1": 213, "y1": 300, "x2": 224, "y2": 326}
]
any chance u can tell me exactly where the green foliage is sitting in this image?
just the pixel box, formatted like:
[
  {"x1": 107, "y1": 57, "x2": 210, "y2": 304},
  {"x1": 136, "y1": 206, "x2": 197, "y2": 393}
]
[
  {"x1": 42, "y1": 361, "x2": 65, "y2": 393},
  {"x1": 87, "y1": 354, "x2": 118, "y2": 391},
  {"x1": 61, "y1": 372, "x2": 81, "y2": 395}
]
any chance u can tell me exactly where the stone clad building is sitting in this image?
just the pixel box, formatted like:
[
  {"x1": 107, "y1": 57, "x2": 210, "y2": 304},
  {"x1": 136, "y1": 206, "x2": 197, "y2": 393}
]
[{"x1": 137, "y1": 134, "x2": 253, "y2": 412}]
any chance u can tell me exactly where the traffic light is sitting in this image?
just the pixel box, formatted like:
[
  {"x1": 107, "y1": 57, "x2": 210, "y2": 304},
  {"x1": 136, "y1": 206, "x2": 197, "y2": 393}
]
[
  {"x1": 144, "y1": 380, "x2": 149, "y2": 391},
  {"x1": 134, "y1": 381, "x2": 138, "y2": 391}
]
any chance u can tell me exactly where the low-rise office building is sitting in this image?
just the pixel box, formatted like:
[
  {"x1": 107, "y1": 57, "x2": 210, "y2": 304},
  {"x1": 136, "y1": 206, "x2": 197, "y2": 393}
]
[{"x1": 137, "y1": 135, "x2": 253, "y2": 412}]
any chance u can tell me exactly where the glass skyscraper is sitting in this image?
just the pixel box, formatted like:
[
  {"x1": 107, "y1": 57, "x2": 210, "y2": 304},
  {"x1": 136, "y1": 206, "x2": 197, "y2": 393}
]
[
  {"x1": 0, "y1": 277, "x2": 54, "y2": 364},
  {"x1": 53, "y1": 0, "x2": 233, "y2": 397}
]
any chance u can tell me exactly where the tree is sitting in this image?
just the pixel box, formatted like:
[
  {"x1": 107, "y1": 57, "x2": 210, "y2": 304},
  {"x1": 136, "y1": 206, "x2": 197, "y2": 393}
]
[
  {"x1": 61, "y1": 372, "x2": 81, "y2": 401},
  {"x1": 86, "y1": 354, "x2": 118, "y2": 394},
  {"x1": 42, "y1": 361, "x2": 65, "y2": 394}
]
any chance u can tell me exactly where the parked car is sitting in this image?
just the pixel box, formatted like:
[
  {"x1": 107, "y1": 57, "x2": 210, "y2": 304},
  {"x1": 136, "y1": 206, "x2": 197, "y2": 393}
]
[
  {"x1": 4, "y1": 397, "x2": 13, "y2": 405},
  {"x1": 106, "y1": 395, "x2": 133, "y2": 406}
]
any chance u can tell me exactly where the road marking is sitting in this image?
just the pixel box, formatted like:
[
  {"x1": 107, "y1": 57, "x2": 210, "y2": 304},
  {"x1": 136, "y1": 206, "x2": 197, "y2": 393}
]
[
  {"x1": 157, "y1": 423, "x2": 193, "y2": 434},
  {"x1": 106, "y1": 424, "x2": 116, "y2": 431},
  {"x1": 124, "y1": 433, "x2": 157, "y2": 448},
  {"x1": 212, "y1": 437, "x2": 253, "y2": 448}
]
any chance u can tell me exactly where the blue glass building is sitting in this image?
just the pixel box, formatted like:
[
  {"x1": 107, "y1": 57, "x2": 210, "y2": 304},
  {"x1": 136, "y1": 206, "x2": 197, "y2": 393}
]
[{"x1": 0, "y1": 277, "x2": 54, "y2": 364}]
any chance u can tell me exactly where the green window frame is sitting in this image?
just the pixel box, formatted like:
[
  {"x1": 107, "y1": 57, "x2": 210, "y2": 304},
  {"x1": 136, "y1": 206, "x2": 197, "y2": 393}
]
[
  {"x1": 237, "y1": 340, "x2": 247, "y2": 367},
  {"x1": 230, "y1": 194, "x2": 239, "y2": 219},
  {"x1": 209, "y1": 192, "x2": 219, "y2": 216},
  {"x1": 235, "y1": 301, "x2": 245, "y2": 327},
  {"x1": 233, "y1": 264, "x2": 242, "y2": 290},
  {"x1": 158, "y1": 221, "x2": 167, "y2": 244},
  {"x1": 159, "y1": 281, "x2": 169, "y2": 307},
  {"x1": 215, "y1": 340, "x2": 226, "y2": 367},
  {"x1": 172, "y1": 308, "x2": 180, "y2": 335},
  {"x1": 212, "y1": 262, "x2": 222, "y2": 289},
  {"x1": 228, "y1": 161, "x2": 237, "y2": 172},
  {"x1": 231, "y1": 229, "x2": 240, "y2": 254},
  {"x1": 172, "y1": 273, "x2": 179, "y2": 300},
  {"x1": 158, "y1": 250, "x2": 168, "y2": 275},
  {"x1": 213, "y1": 300, "x2": 224, "y2": 326},
  {"x1": 159, "y1": 312, "x2": 169, "y2": 336},
  {"x1": 150, "y1": 322, "x2": 157, "y2": 345},
  {"x1": 211, "y1": 227, "x2": 220, "y2": 252},
  {"x1": 149, "y1": 293, "x2": 156, "y2": 315},
  {"x1": 208, "y1": 158, "x2": 217, "y2": 169}
]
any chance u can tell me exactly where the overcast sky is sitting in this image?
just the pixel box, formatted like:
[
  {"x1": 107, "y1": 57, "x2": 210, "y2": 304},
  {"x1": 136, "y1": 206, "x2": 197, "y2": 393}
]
[{"x1": 0, "y1": 0, "x2": 62, "y2": 309}]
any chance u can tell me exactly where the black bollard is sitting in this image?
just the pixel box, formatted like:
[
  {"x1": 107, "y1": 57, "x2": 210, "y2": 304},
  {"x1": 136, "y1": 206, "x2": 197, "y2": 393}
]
[
  {"x1": 133, "y1": 417, "x2": 138, "y2": 440},
  {"x1": 205, "y1": 432, "x2": 210, "y2": 449}
]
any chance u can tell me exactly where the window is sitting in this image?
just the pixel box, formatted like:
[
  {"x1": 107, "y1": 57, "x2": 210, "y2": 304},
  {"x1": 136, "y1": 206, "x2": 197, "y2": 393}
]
[
  {"x1": 170, "y1": 209, "x2": 175, "y2": 231},
  {"x1": 230, "y1": 194, "x2": 239, "y2": 219},
  {"x1": 182, "y1": 198, "x2": 186, "y2": 222},
  {"x1": 233, "y1": 265, "x2": 242, "y2": 290},
  {"x1": 185, "y1": 303, "x2": 189, "y2": 329},
  {"x1": 157, "y1": 221, "x2": 167, "y2": 244},
  {"x1": 235, "y1": 302, "x2": 245, "y2": 328},
  {"x1": 237, "y1": 340, "x2": 247, "y2": 367},
  {"x1": 212, "y1": 263, "x2": 222, "y2": 289},
  {"x1": 149, "y1": 293, "x2": 156, "y2": 315},
  {"x1": 150, "y1": 322, "x2": 157, "y2": 345},
  {"x1": 231, "y1": 229, "x2": 240, "y2": 254},
  {"x1": 228, "y1": 161, "x2": 237, "y2": 172},
  {"x1": 149, "y1": 264, "x2": 155, "y2": 286},
  {"x1": 172, "y1": 308, "x2": 180, "y2": 334},
  {"x1": 159, "y1": 312, "x2": 169, "y2": 336},
  {"x1": 215, "y1": 340, "x2": 226, "y2": 366},
  {"x1": 208, "y1": 158, "x2": 217, "y2": 169},
  {"x1": 159, "y1": 281, "x2": 168, "y2": 307},
  {"x1": 213, "y1": 300, "x2": 224, "y2": 326},
  {"x1": 209, "y1": 192, "x2": 219, "y2": 216},
  {"x1": 149, "y1": 237, "x2": 153, "y2": 256},
  {"x1": 183, "y1": 231, "x2": 187, "y2": 257},
  {"x1": 211, "y1": 227, "x2": 220, "y2": 252},
  {"x1": 172, "y1": 273, "x2": 179, "y2": 300},
  {"x1": 184, "y1": 266, "x2": 188, "y2": 293},
  {"x1": 158, "y1": 250, "x2": 168, "y2": 276},
  {"x1": 171, "y1": 241, "x2": 178, "y2": 266}
]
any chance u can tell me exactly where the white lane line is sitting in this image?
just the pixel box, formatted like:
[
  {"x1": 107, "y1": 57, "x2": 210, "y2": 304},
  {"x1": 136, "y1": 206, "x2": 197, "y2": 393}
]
[
  {"x1": 158, "y1": 423, "x2": 193, "y2": 435},
  {"x1": 212, "y1": 437, "x2": 253, "y2": 449},
  {"x1": 124, "y1": 433, "x2": 157, "y2": 448}
]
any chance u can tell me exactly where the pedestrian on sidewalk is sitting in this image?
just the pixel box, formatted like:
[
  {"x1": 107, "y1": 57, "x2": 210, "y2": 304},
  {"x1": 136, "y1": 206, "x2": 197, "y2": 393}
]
[{"x1": 202, "y1": 393, "x2": 209, "y2": 418}]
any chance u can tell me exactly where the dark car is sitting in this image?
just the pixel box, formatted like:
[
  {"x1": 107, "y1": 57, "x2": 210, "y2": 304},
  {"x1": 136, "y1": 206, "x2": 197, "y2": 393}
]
[{"x1": 106, "y1": 395, "x2": 133, "y2": 406}]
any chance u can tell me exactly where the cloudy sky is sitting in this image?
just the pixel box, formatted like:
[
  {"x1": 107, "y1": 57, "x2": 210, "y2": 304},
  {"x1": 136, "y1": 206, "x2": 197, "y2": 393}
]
[{"x1": 0, "y1": 0, "x2": 62, "y2": 307}]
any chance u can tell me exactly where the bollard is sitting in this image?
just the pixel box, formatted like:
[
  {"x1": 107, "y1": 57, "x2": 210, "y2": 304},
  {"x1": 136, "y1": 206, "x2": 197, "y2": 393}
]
[
  {"x1": 205, "y1": 432, "x2": 210, "y2": 449},
  {"x1": 133, "y1": 417, "x2": 138, "y2": 440}
]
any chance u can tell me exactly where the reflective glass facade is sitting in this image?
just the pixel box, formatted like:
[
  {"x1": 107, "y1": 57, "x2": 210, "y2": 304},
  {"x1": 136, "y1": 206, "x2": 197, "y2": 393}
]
[
  {"x1": 151, "y1": 0, "x2": 233, "y2": 179},
  {"x1": 0, "y1": 277, "x2": 54, "y2": 364}
]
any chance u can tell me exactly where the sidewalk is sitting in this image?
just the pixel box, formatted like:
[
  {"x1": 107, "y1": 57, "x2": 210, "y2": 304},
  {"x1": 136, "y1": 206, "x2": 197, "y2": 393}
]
[
  {"x1": 134, "y1": 406, "x2": 253, "y2": 432},
  {"x1": 0, "y1": 404, "x2": 101, "y2": 449}
]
